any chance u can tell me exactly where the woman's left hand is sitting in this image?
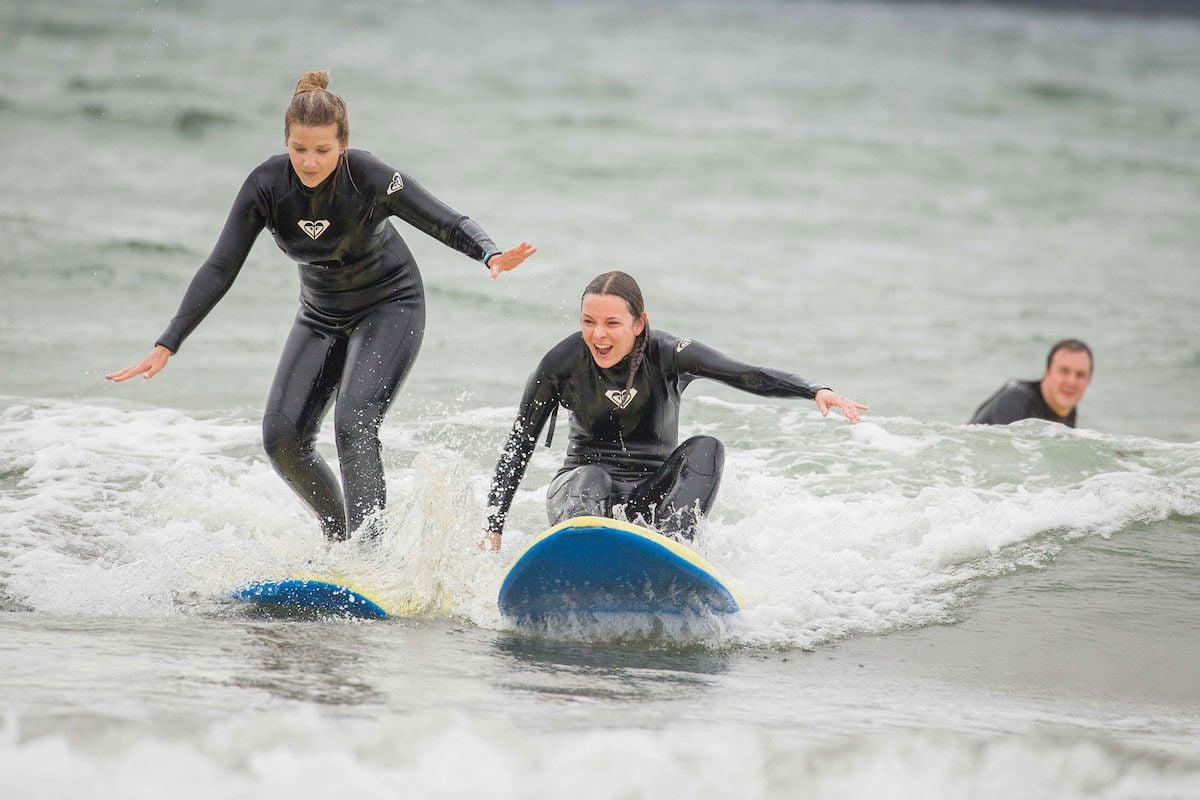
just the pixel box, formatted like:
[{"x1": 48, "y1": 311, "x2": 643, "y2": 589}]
[
  {"x1": 815, "y1": 389, "x2": 868, "y2": 424},
  {"x1": 488, "y1": 241, "x2": 538, "y2": 279}
]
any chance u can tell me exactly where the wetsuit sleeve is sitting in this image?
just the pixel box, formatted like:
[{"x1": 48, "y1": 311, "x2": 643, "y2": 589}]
[
  {"x1": 379, "y1": 171, "x2": 497, "y2": 264},
  {"x1": 485, "y1": 357, "x2": 561, "y2": 536},
  {"x1": 969, "y1": 382, "x2": 1031, "y2": 425},
  {"x1": 673, "y1": 339, "x2": 826, "y2": 399},
  {"x1": 155, "y1": 173, "x2": 267, "y2": 352}
]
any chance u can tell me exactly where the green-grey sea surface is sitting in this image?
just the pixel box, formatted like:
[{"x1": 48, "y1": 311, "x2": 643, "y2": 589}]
[{"x1": 2, "y1": 1, "x2": 1198, "y2": 797}]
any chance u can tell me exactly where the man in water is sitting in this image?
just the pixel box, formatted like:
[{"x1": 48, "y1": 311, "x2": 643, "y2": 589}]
[{"x1": 969, "y1": 339, "x2": 1093, "y2": 428}]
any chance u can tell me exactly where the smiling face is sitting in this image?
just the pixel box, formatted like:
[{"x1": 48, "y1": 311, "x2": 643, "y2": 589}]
[
  {"x1": 580, "y1": 292, "x2": 646, "y2": 369},
  {"x1": 286, "y1": 123, "x2": 345, "y2": 187},
  {"x1": 1041, "y1": 348, "x2": 1092, "y2": 417}
]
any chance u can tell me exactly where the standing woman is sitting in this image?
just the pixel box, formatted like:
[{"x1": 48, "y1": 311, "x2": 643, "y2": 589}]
[
  {"x1": 481, "y1": 271, "x2": 865, "y2": 550},
  {"x1": 108, "y1": 71, "x2": 536, "y2": 541}
]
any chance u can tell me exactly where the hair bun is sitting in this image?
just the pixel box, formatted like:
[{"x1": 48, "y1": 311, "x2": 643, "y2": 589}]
[{"x1": 293, "y1": 70, "x2": 331, "y2": 96}]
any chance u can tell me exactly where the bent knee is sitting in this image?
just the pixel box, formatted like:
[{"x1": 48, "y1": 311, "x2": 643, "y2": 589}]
[
  {"x1": 680, "y1": 435, "x2": 724, "y2": 475},
  {"x1": 262, "y1": 411, "x2": 304, "y2": 461}
]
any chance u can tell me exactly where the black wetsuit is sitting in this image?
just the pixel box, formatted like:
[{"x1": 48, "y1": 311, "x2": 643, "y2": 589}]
[
  {"x1": 969, "y1": 380, "x2": 1076, "y2": 427},
  {"x1": 486, "y1": 330, "x2": 826, "y2": 540},
  {"x1": 157, "y1": 150, "x2": 498, "y2": 540}
]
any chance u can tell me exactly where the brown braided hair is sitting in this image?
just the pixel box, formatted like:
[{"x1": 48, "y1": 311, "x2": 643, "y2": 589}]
[
  {"x1": 581, "y1": 271, "x2": 648, "y2": 391},
  {"x1": 284, "y1": 70, "x2": 349, "y2": 144}
]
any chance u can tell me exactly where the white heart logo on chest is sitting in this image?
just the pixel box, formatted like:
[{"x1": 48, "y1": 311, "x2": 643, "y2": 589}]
[
  {"x1": 298, "y1": 219, "x2": 331, "y2": 240},
  {"x1": 605, "y1": 388, "x2": 637, "y2": 409}
]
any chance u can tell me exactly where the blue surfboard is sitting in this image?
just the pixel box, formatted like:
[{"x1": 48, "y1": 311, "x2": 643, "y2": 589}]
[
  {"x1": 234, "y1": 577, "x2": 391, "y2": 619},
  {"x1": 497, "y1": 516, "x2": 743, "y2": 620}
]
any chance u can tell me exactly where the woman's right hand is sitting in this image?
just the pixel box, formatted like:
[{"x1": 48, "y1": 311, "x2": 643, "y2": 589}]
[
  {"x1": 106, "y1": 344, "x2": 173, "y2": 382},
  {"x1": 478, "y1": 532, "x2": 502, "y2": 551}
]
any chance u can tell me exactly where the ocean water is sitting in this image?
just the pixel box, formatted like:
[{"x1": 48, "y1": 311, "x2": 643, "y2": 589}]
[{"x1": 2, "y1": 0, "x2": 1199, "y2": 797}]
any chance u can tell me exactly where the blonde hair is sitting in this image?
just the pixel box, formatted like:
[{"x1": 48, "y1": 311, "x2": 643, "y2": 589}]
[{"x1": 284, "y1": 70, "x2": 349, "y2": 142}]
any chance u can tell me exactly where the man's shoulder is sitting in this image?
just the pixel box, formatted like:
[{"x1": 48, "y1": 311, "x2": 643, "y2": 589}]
[
  {"x1": 998, "y1": 380, "x2": 1040, "y2": 400},
  {"x1": 969, "y1": 379, "x2": 1041, "y2": 425}
]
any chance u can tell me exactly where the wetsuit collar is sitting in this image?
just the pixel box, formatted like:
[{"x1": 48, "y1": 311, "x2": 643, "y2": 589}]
[
  {"x1": 293, "y1": 162, "x2": 340, "y2": 196},
  {"x1": 596, "y1": 351, "x2": 635, "y2": 382}
]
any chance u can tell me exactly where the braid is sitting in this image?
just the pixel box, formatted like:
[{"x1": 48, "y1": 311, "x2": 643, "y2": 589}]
[{"x1": 626, "y1": 323, "x2": 648, "y2": 391}]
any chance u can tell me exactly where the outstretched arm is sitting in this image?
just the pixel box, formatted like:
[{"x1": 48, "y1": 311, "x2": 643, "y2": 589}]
[
  {"x1": 379, "y1": 167, "x2": 536, "y2": 275},
  {"x1": 675, "y1": 338, "x2": 867, "y2": 423},
  {"x1": 106, "y1": 172, "x2": 267, "y2": 381},
  {"x1": 155, "y1": 174, "x2": 268, "y2": 353}
]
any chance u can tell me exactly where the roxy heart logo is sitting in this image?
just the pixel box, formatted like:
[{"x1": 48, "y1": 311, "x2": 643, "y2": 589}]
[
  {"x1": 298, "y1": 219, "x2": 331, "y2": 240},
  {"x1": 676, "y1": 338, "x2": 693, "y2": 352},
  {"x1": 386, "y1": 172, "x2": 404, "y2": 194},
  {"x1": 605, "y1": 388, "x2": 637, "y2": 409}
]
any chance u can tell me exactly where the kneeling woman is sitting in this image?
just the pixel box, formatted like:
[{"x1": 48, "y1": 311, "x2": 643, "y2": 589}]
[{"x1": 480, "y1": 271, "x2": 866, "y2": 549}]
